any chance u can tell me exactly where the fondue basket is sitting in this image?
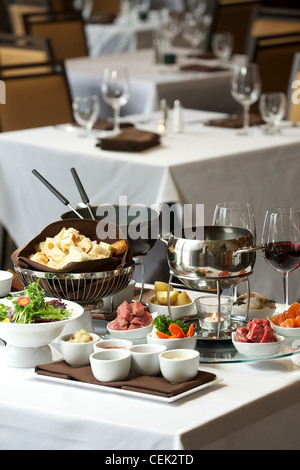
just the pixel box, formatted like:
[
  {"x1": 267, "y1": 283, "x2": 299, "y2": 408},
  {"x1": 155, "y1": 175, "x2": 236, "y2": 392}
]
[{"x1": 14, "y1": 264, "x2": 135, "y2": 306}]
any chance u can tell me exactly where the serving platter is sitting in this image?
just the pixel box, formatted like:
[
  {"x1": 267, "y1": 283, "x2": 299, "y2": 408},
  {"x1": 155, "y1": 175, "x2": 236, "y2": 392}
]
[{"x1": 27, "y1": 371, "x2": 223, "y2": 403}]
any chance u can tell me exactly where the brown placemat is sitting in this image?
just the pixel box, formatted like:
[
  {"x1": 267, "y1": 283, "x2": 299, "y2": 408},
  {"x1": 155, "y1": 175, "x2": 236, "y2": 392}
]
[
  {"x1": 180, "y1": 64, "x2": 227, "y2": 73},
  {"x1": 205, "y1": 113, "x2": 264, "y2": 129},
  {"x1": 97, "y1": 128, "x2": 161, "y2": 152},
  {"x1": 187, "y1": 51, "x2": 217, "y2": 60},
  {"x1": 35, "y1": 360, "x2": 216, "y2": 398}
]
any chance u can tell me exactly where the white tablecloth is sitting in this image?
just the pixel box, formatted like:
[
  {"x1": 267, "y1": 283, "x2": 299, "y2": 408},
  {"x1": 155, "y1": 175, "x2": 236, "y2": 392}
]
[
  {"x1": 65, "y1": 49, "x2": 241, "y2": 116},
  {"x1": 0, "y1": 109, "x2": 300, "y2": 302},
  {"x1": 85, "y1": 15, "x2": 159, "y2": 57},
  {"x1": 0, "y1": 286, "x2": 300, "y2": 450}
]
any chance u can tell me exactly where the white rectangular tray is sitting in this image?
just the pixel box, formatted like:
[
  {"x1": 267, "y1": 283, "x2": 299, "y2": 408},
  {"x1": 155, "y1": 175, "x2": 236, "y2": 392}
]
[{"x1": 27, "y1": 371, "x2": 222, "y2": 403}]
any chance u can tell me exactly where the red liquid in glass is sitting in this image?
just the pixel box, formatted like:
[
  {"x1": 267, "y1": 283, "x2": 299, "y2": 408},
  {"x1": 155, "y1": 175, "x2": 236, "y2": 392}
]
[{"x1": 264, "y1": 242, "x2": 300, "y2": 273}]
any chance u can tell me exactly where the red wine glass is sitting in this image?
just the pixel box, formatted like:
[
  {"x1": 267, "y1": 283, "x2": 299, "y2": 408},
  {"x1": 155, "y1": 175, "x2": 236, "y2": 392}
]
[{"x1": 262, "y1": 208, "x2": 300, "y2": 309}]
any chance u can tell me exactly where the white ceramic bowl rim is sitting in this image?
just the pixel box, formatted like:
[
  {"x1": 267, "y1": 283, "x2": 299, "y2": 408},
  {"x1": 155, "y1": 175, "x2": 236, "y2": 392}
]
[
  {"x1": 160, "y1": 348, "x2": 200, "y2": 360},
  {"x1": 149, "y1": 296, "x2": 195, "y2": 308},
  {"x1": 232, "y1": 332, "x2": 285, "y2": 345},
  {"x1": 90, "y1": 349, "x2": 131, "y2": 361},
  {"x1": 60, "y1": 333, "x2": 100, "y2": 344},
  {"x1": 129, "y1": 344, "x2": 166, "y2": 354},
  {"x1": 0, "y1": 271, "x2": 13, "y2": 281}
]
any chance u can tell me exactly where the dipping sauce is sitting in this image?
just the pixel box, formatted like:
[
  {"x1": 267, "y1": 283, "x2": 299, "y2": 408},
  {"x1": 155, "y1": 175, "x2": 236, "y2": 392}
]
[
  {"x1": 68, "y1": 329, "x2": 93, "y2": 343},
  {"x1": 170, "y1": 356, "x2": 183, "y2": 360}
]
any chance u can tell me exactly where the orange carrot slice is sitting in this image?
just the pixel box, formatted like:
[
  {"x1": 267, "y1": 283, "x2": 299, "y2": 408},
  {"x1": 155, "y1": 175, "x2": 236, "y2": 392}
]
[
  {"x1": 169, "y1": 323, "x2": 185, "y2": 338},
  {"x1": 156, "y1": 331, "x2": 170, "y2": 339},
  {"x1": 186, "y1": 324, "x2": 194, "y2": 337},
  {"x1": 16, "y1": 296, "x2": 31, "y2": 307}
]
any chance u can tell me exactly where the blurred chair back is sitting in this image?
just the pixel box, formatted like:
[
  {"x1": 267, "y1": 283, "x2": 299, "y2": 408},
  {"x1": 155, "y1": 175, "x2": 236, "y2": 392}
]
[
  {"x1": 90, "y1": 0, "x2": 121, "y2": 15},
  {"x1": 7, "y1": 3, "x2": 48, "y2": 35},
  {"x1": 0, "y1": 63, "x2": 74, "y2": 131},
  {"x1": 23, "y1": 11, "x2": 88, "y2": 61},
  {"x1": 211, "y1": 0, "x2": 263, "y2": 54},
  {"x1": 286, "y1": 52, "x2": 300, "y2": 123},
  {"x1": 0, "y1": 33, "x2": 53, "y2": 75},
  {"x1": 248, "y1": 32, "x2": 300, "y2": 96},
  {"x1": 246, "y1": 7, "x2": 300, "y2": 56}
]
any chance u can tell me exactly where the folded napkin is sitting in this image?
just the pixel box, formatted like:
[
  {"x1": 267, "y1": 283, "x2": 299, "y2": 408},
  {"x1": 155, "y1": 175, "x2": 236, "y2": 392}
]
[
  {"x1": 180, "y1": 64, "x2": 227, "y2": 73},
  {"x1": 97, "y1": 128, "x2": 161, "y2": 152},
  {"x1": 187, "y1": 51, "x2": 217, "y2": 60},
  {"x1": 35, "y1": 360, "x2": 216, "y2": 398},
  {"x1": 205, "y1": 113, "x2": 264, "y2": 128}
]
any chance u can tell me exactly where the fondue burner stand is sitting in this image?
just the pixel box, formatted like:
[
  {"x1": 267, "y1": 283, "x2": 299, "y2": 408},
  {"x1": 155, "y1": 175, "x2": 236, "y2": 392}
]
[{"x1": 166, "y1": 271, "x2": 251, "y2": 341}]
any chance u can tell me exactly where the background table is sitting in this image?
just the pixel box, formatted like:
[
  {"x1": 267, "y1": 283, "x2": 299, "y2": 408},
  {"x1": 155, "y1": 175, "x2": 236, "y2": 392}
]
[
  {"x1": 0, "y1": 109, "x2": 300, "y2": 303},
  {"x1": 65, "y1": 49, "x2": 241, "y2": 116},
  {"x1": 0, "y1": 286, "x2": 299, "y2": 450},
  {"x1": 85, "y1": 14, "x2": 159, "y2": 56}
]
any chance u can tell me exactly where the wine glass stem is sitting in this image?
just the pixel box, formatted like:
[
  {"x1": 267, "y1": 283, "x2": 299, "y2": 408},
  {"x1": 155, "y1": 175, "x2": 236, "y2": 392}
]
[
  {"x1": 113, "y1": 106, "x2": 120, "y2": 132},
  {"x1": 243, "y1": 103, "x2": 250, "y2": 133},
  {"x1": 283, "y1": 272, "x2": 289, "y2": 309}
]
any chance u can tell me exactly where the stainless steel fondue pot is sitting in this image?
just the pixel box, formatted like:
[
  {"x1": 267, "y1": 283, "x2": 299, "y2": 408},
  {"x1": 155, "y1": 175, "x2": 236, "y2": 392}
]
[{"x1": 160, "y1": 225, "x2": 256, "y2": 292}]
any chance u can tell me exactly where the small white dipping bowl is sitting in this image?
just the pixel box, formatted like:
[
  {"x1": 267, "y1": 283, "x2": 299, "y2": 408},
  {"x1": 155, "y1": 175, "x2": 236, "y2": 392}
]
[
  {"x1": 129, "y1": 343, "x2": 167, "y2": 376},
  {"x1": 0, "y1": 270, "x2": 13, "y2": 297},
  {"x1": 90, "y1": 349, "x2": 131, "y2": 382},
  {"x1": 148, "y1": 296, "x2": 195, "y2": 320},
  {"x1": 107, "y1": 321, "x2": 153, "y2": 340},
  {"x1": 159, "y1": 349, "x2": 200, "y2": 384},
  {"x1": 147, "y1": 331, "x2": 197, "y2": 350},
  {"x1": 232, "y1": 332, "x2": 285, "y2": 357},
  {"x1": 94, "y1": 338, "x2": 133, "y2": 352},
  {"x1": 60, "y1": 333, "x2": 100, "y2": 367}
]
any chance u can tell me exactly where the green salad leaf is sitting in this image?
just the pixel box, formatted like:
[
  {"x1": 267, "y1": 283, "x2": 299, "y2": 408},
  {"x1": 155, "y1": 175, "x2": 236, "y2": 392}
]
[
  {"x1": 0, "y1": 280, "x2": 71, "y2": 324},
  {"x1": 152, "y1": 315, "x2": 189, "y2": 336}
]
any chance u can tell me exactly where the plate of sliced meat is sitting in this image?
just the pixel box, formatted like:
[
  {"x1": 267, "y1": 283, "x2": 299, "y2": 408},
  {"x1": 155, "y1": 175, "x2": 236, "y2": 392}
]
[{"x1": 107, "y1": 301, "x2": 154, "y2": 340}]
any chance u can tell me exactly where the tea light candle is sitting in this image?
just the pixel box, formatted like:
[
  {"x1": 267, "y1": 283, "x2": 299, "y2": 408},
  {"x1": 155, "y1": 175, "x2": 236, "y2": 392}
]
[
  {"x1": 157, "y1": 119, "x2": 167, "y2": 135},
  {"x1": 204, "y1": 312, "x2": 224, "y2": 331}
]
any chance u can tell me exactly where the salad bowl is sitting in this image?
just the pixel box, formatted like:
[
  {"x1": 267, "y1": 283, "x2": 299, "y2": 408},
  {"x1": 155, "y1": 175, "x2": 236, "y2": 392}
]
[{"x1": 0, "y1": 294, "x2": 84, "y2": 368}]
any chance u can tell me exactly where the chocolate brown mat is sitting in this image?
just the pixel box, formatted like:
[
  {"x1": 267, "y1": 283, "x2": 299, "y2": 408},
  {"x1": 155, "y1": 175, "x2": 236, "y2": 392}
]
[
  {"x1": 180, "y1": 64, "x2": 227, "y2": 73},
  {"x1": 35, "y1": 361, "x2": 216, "y2": 398},
  {"x1": 97, "y1": 128, "x2": 161, "y2": 152},
  {"x1": 205, "y1": 113, "x2": 264, "y2": 128}
]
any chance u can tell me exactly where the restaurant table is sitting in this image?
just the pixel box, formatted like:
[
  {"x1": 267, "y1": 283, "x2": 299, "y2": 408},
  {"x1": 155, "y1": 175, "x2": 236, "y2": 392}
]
[
  {"x1": 0, "y1": 109, "x2": 300, "y2": 302},
  {"x1": 65, "y1": 48, "x2": 241, "y2": 117},
  {"x1": 85, "y1": 14, "x2": 159, "y2": 57},
  {"x1": 0, "y1": 285, "x2": 300, "y2": 451}
]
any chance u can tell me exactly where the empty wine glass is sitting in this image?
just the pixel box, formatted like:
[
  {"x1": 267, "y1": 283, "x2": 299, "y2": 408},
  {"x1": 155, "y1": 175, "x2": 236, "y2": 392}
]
[
  {"x1": 259, "y1": 92, "x2": 287, "y2": 135},
  {"x1": 182, "y1": 12, "x2": 207, "y2": 52},
  {"x1": 262, "y1": 207, "x2": 300, "y2": 309},
  {"x1": 159, "y1": 9, "x2": 181, "y2": 51},
  {"x1": 212, "y1": 32, "x2": 234, "y2": 67},
  {"x1": 213, "y1": 202, "x2": 256, "y2": 299},
  {"x1": 101, "y1": 67, "x2": 131, "y2": 132},
  {"x1": 72, "y1": 95, "x2": 100, "y2": 137},
  {"x1": 231, "y1": 63, "x2": 261, "y2": 135}
]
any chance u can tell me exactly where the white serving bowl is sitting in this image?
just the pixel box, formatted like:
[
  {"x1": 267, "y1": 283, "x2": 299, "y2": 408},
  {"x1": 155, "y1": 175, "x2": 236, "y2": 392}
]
[
  {"x1": 146, "y1": 331, "x2": 197, "y2": 350},
  {"x1": 159, "y1": 349, "x2": 200, "y2": 384},
  {"x1": 148, "y1": 296, "x2": 195, "y2": 320},
  {"x1": 232, "y1": 332, "x2": 285, "y2": 357},
  {"x1": 0, "y1": 297, "x2": 84, "y2": 368},
  {"x1": 0, "y1": 271, "x2": 13, "y2": 297},
  {"x1": 232, "y1": 305, "x2": 276, "y2": 320},
  {"x1": 60, "y1": 332, "x2": 100, "y2": 367},
  {"x1": 90, "y1": 349, "x2": 131, "y2": 382},
  {"x1": 94, "y1": 338, "x2": 133, "y2": 351},
  {"x1": 268, "y1": 318, "x2": 300, "y2": 338},
  {"x1": 107, "y1": 320, "x2": 154, "y2": 340},
  {"x1": 129, "y1": 343, "x2": 167, "y2": 376},
  {"x1": 0, "y1": 298, "x2": 84, "y2": 348}
]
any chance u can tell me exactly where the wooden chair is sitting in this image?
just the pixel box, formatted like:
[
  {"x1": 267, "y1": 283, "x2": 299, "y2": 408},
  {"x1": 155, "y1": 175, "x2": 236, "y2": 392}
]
[
  {"x1": 210, "y1": 0, "x2": 263, "y2": 54},
  {"x1": 286, "y1": 52, "x2": 300, "y2": 122},
  {"x1": 0, "y1": 62, "x2": 74, "y2": 131},
  {"x1": 90, "y1": 0, "x2": 121, "y2": 16},
  {"x1": 248, "y1": 32, "x2": 300, "y2": 97},
  {"x1": 23, "y1": 11, "x2": 88, "y2": 61},
  {"x1": 6, "y1": 2, "x2": 48, "y2": 35},
  {"x1": 0, "y1": 32, "x2": 53, "y2": 74},
  {"x1": 246, "y1": 6, "x2": 300, "y2": 56}
]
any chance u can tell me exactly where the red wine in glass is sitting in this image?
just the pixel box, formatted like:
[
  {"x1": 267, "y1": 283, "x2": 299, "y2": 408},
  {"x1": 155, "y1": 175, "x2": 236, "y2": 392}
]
[
  {"x1": 264, "y1": 242, "x2": 300, "y2": 273},
  {"x1": 262, "y1": 208, "x2": 300, "y2": 309}
]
